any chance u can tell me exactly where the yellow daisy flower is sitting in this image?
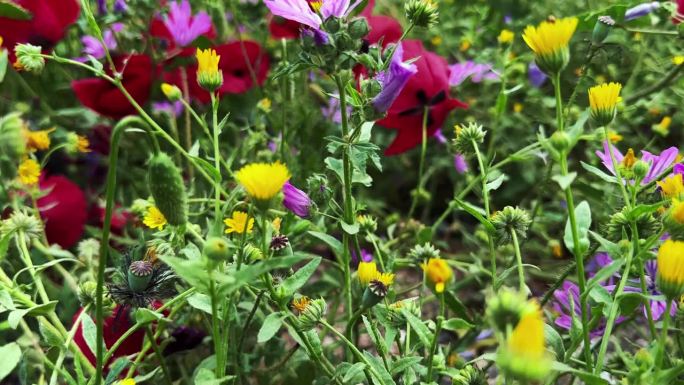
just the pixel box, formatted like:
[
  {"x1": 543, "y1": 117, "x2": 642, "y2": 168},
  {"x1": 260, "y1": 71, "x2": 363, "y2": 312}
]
[
  {"x1": 23, "y1": 127, "x2": 54, "y2": 152},
  {"x1": 196, "y1": 48, "x2": 222, "y2": 91},
  {"x1": 224, "y1": 211, "x2": 254, "y2": 234},
  {"x1": 588, "y1": 82, "x2": 622, "y2": 126},
  {"x1": 357, "y1": 260, "x2": 378, "y2": 286},
  {"x1": 657, "y1": 240, "x2": 684, "y2": 298},
  {"x1": 498, "y1": 29, "x2": 514, "y2": 44},
  {"x1": 18, "y1": 158, "x2": 41, "y2": 185},
  {"x1": 658, "y1": 174, "x2": 684, "y2": 199},
  {"x1": 235, "y1": 162, "x2": 290, "y2": 201},
  {"x1": 421, "y1": 258, "x2": 453, "y2": 293},
  {"x1": 522, "y1": 17, "x2": 578, "y2": 74},
  {"x1": 143, "y1": 206, "x2": 167, "y2": 230}
]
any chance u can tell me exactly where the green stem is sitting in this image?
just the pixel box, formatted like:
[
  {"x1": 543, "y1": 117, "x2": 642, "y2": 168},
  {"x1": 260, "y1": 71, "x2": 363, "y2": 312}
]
[
  {"x1": 553, "y1": 73, "x2": 593, "y2": 372},
  {"x1": 408, "y1": 107, "x2": 429, "y2": 218},
  {"x1": 146, "y1": 327, "x2": 173, "y2": 385},
  {"x1": 473, "y1": 138, "x2": 497, "y2": 287},
  {"x1": 321, "y1": 320, "x2": 385, "y2": 384},
  {"x1": 211, "y1": 93, "x2": 222, "y2": 231},
  {"x1": 602, "y1": 126, "x2": 631, "y2": 207},
  {"x1": 510, "y1": 230, "x2": 525, "y2": 292},
  {"x1": 426, "y1": 294, "x2": 445, "y2": 382},
  {"x1": 655, "y1": 299, "x2": 674, "y2": 379}
]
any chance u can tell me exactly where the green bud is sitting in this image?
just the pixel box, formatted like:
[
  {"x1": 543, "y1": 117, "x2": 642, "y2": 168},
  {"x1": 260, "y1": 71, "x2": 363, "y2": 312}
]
[
  {"x1": 0, "y1": 112, "x2": 26, "y2": 165},
  {"x1": 405, "y1": 0, "x2": 439, "y2": 28},
  {"x1": 78, "y1": 281, "x2": 99, "y2": 307},
  {"x1": 298, "y1": 298, "x2": 326, "y2": 330},
  {"x1": 147, "y1": 152, "x2": 188, "y2": 226},
  {"x1": 633, "y1": 160, "x2": 649, "y2": 181},
  {"x1": 452, "y1": 122, "x2": 486, "y2": 155},
  {"x1": 323, "y1": 17, "x2": 340, "y2": 33},
  {"x1": 161, "y1": 83, "x2": 182, "y2": 102},
  {"x1": 243, "y1": 243, "x2": 264, "y2": 261},
  {"x1": 490, "y1": 206, "x2": 532, "y2": 245},
  {"x1": 549, "y1": 131, "x2": 570, "y2": 153},
  {"x1": 453, "y1": 365, "x2": 487, "y2": 385},
  {"x1": 14, "y1": 44, "x2": 45, "y2": 73},
  {"x1": 203, "y1": 236, "x2": 231, "y2": 261},
  {"x1": 591, "y1": 16, "x2": 614, "y2": 45},
  {"x1": 485, "y1": 287, "x2": 535, "y2": 333},
  {"x1": 348, "y1": 18, "x2": 370, "y2": 39},
  {"x1": 408, "y1": 242, "x2": 440, "y2": 261}
]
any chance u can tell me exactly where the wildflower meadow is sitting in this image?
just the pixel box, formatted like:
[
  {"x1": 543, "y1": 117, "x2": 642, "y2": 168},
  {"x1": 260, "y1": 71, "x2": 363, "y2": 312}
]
[{"x1": 3, "y1": 0, "x2": 684, "y2": 384}]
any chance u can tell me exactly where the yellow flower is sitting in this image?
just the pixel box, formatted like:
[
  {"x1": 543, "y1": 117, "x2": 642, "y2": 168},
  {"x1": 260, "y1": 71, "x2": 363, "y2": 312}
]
[
  {"x1": 357, "y1": 261, "x2": 378, "y2": 286},
  {"x1": 161, "y1": 83, "x2": 181, "y2": 101},
  {"x1": 498, "y1": 29, "x2": 514, "y2": 44},
  {"x1": 292, "y1": 296, "x2": 312, "y2": 312},
  {"x1": 235, "y1": 162, "x2": 290, "y2": 200},
  {"x1": 196, "y1": 48, "x2": 222, "y2": 91},
  {"x1": 674, "y1": 56, "x2": 684, "y2": 66},
  {"x1": 608, "y1": 130, "x2": 623, "y2": 143},
  {"x1": 0, "y1": 35, "x2": 3, "y2": 49},
  {"x1": 143, "y1": 206, "x2": 167, "y2": 230},
  {"x1": 23, "y1": 127, "x2": 53, "y2": 152},
  {"x1": 309, "y1": 0, "x2": 322, "y2": 12},
  {"x1": 421, "y1": 258, "x2": 453, "y2": 293},
  {"x1": 657, "y1": 240, "x2": 684, "y2": 298},
  {"x1": 18, "y1": 158, "x2": 40, "y2": 185},
  {"x1": 498, "y1": 301, "x2": 551, "y2": 381},
  {"x1": 513, "y1": 103, "x2": 523, "y2": 113},
  {"x1": 522, "y1": 17, "x2": 577, "y2": 73},
  {"x1": 224, "y1": 211, "x2": 254, "y2": 234},
  {"x1": 76, "y1": 135, "x2": 91, "y2": 153},
  {"x1": 657, "y1": 174, "x2": 684, "y2": 199},
  {"x1": 653, "y1": 116, "x2": 672, "y2": 136},
  {"x1": 430, "y1": 35, "x2": 443, "y2": 46},
  {"x1": 272, "y1": 216, "x2": 282, "y2": 233},
  {"x1": 372, "y1": 271, "x2": 395, "y2": 287},
  {"x1": 117, "y1": 379, "x2": 136, "y2": 385},
  {"x1": 671, "y1": 199, "x2": 684, "y2": 224},
  {"x1": 459, "y1": 39, "x2": 471, "y2": 52},
  {"x1": 257, "y1": 98, "x2": 272, "y2": 113},
  {"x1": 621, "y1": 148, "x2": 636, "y2": 169},
  {"x1": 588, "y1": 82, "x2": 622, "y2": 126}
]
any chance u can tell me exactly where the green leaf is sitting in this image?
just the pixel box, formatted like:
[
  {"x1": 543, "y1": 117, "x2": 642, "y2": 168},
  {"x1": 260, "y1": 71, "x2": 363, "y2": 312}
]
[
  {"x1": 626, "y1": 202, "x2": 665, "y2": 221},
  {"x1": 340, "y1": 220, "x2": 360, "y2": 235},
  {"x1": 104, "y1": 358, "x2": 130, "y2": 385},
  {"x1": 401, "y1": 308, "x2": 432, "y2": 349},
  {"x1": 134, "y1": 308, "x2": 163, "y2": 325},
  {"x1": 280, "y1": 257, "x2": 321, "y2": 297},
  {"x1": 191, "y1": 156, "x2": 222, "y2": 183},
  {"x1": 589, "y1": 230, "x2": 622, "y2": 258},
  {"x1": 307, "y1": 231, "x2": 342, "y2": 255},
  {"x1": 80, "y1": 313, "x2": 99, "y2": 356},
  {"x1": 342, "y1": 362, "x2": 367, "y2": 383},
  {"x1": 194, "y1": 367, "x2": 235, "y2": 385},
  {"x1": 580, "y1": 161, "x2": 618, "y2": 184},
  {"x1": 485, "y1": 173, "x2": 506, "y2": 192},
  {"x1": 550, "y1": 361, "x2": 608, "y2": 384},
  {"x1": 0, "y1": 288, "x2": 15, "y2": 311},
  {"x1": 0, "y1": 1, "x2": 31, "y2": 20},
  {"x1": 0, "y1": 342, "x2": 21, "y2": 381},
  {"x1": 218, "y1": 255, "x2": 309, "y2": 296},
  {"x1": 8, "y1": 301, "x2": 58, "y2": 329},
  {"x1": 390, "y1": 356, "x2": 422, "y2": 375},
  {"x1": 363, "y1": 351, "x2": 396, "y2": 385},
  {"x1": 544, "y1": 323, "x2": 565, "y2": 360},
  {"x1": 564, "y1": 201, "x2": 591, "y2": 257},
  {"x1": 187, "y1": 293, "x2": 216, "y2": 317},
  {"x1": 586, "y1": 258, "x2": 624, "y2": 292},
  {"x1": 452, "y1": 199, "x2": 496, "y2": 234},
  {"x1": 443, "y1": 291, "x2": 472, "y2": 322},
  {"x1": 441, "y1": 318, "x2": 474, "y2": 331},
  {"x1": 39, "y1": 321, "x2": 62, "y2": 347},
  {"x1": 552, "y1": 172, "x2": 577, "y2": 190},
  {"x1": 257, "y1": 312, "x2": 283, "y2": 343}
]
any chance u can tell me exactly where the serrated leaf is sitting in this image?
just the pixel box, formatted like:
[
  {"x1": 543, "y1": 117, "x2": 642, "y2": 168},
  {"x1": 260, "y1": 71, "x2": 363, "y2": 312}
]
[
  {"x1": 390, "y1": 356, "x2": 422, "y2": 375},
  {"x1": 401, "y1": 308, "x2": 432, "y2": 349},
  {"x1": 544, "y1": 323, "x2": 565, "y2": 360},
  {"x1": 363, "y1": 351, "x2": 396, "y2": 385}
]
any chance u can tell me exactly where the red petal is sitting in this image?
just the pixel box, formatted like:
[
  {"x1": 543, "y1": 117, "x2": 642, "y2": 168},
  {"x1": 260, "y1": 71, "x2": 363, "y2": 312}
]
[{"x1": 37, "y1": 175, "x2": 87, "y2": 249}]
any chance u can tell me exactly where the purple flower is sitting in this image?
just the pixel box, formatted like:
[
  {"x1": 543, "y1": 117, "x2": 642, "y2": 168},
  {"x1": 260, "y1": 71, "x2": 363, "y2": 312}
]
[
  {"x1": 322, "y1": 96, "x2": 351, "y2": 123},
  {"x1": 528, "y1": 62, "x2": 547, "y2": 88},
  {"x1": 96, "y1": 0, "x2": 107, "y2": 14},
  {"x1": 80, "y1": 23, "x2": 123, "y2": 60},
  {"x1": 152, "y1": 101, "x2": 184, "y2": 118},
  {"x1": 595, "y1": 141, "x2": 678, "y2": 185},
  {"x1": 372, "y1": 43, "x2": 418, "y2": 113},
  {"x1": 454, "y1": 154, "x2": 468, "y2": 174},
  {"x1": 163, "y1": 0, "x2": 212, "y2": 47},
  {"x1": 114, "y1": 0, "x2": 128, "y2": 12},
  {"x1": 448, "y1": 61, "x2": 499, "y2": 86},
  {"x1": 624, "y1": 2, "x2": 660, "y2": 21},
  {"x1": 642, "y1": 260, "x2": 677, "y2": 320},
  {"x1": 264, "y1": 0, "x2": 360, "y2": 31},
  {"x1": 282, "y1": 181, "x2": 312, "y2": 218},
  {"x1": 302, "y1": 27, "x2": 330, "y2": 45}
]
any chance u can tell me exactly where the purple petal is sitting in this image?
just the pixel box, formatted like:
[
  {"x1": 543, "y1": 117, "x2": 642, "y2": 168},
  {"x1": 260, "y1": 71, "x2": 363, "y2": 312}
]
[
  {"x1": 528, "y1": 61, "x2": 547, "y2": 88},
  {"x1": 624, "y1": 2, "x2": 660, "y2": 21},
  {"x1": 641, "y1": 146, "x2": 678, "y2": 184},
  {"x1": 264, "y1": 0, "x2": 322, "y2": 29},
  {"x1": 372, "y1": 43, "x2": 418, "y2": 112},
  {"x1": 283, "y1": 181, "x2": 312, "y2": 218}
]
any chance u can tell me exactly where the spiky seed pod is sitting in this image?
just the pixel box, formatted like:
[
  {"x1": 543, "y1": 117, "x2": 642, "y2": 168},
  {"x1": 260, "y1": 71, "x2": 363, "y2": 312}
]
[
  {"x1": 108, "y1": 251, "x2": 176, "y2": 308},
  {"x1": 452, "y1": 122, "x2": 486, "y2": 155},
  {"x1": 298, "y1": 298, "x2": 326, "y2": 331},
  {"x1": 0, "y1": 113, "x2": 26, "y2": 159},
  {"x1": 405, "y1": 0, "x2": 439, "y2": 28},
  {"x1": 491, "y1": 206, "x2": 532, "y2": 245},
  {"x1": 408, "y1": 242, "x2": 441, "y2": 261},
  {"x1": 0, "y1": 210, "x2": 43, "y2": 240},
  {"x1": 14, "y1": 43, "x2": 45, "y2": 73},
  {"x1": 270, "y1": 234, "x2": 290, "y2": 251},
  {"x1": 243, "y1": 243, "x2": 264, "y2": 261},
  {"x1": 605, "y1": 207, "x2": 659, "y2": 242},
  {"x1": 452, "y1": 365, "x2": 488, "y2": 385},
  {"x1": 147, "y1": 152, "x2": 188, "y2": 226}
]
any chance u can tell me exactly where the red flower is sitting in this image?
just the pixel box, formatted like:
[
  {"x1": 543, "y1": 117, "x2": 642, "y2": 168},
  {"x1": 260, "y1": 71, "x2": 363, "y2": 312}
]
[
  {"x1": 72, "y1": 55, "x2": 156, "y2": 119},
  {"x1": 377, "y1": 40, "x2": 467, "y2": 155},
  {"x1": 163, "y1": 41, "x2": 270, "y2": 103},
  {"x1": 268, "y1": 15, "x2": 301, "y2": 39},
  {"x1": 38, "y1": 175, "x2": 87, "y2": 249},
  {"x1": 365, "y1": 15, "x2": 402, "y2": 47},
  {"x1": 73, "y1": 305, "x2": 146, "y2": 367},
  {"x1": 0, "y1": 0, "x2": 79, "y2": 60},
  {"x1": 676, "y1": 0, "x2": 684, "y2": 24}
]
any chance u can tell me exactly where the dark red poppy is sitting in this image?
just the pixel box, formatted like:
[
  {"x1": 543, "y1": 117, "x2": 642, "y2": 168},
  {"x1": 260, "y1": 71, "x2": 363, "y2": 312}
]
[
  {"x1": 0, "y1": 0, "x2": 79, "y2": 61},
  {"x1": 377, "y1": 40, "x2": 467, "y2": 155},
  {"x1": 268, "y1": 15, "x2": 301, "y2": 39},
  {"x1": 37, "y1": 175, "x2": 87, "y2": 249},
  {"x1": 163, "y1": 41, "x2": 270, "y2": 103},
  {"x1": 149, "y1": 18, "x2": 216, "y2": 57},
  {"x1": 73, "y1": 305, "x2": 147, "y2": 367},
  {"x1": 365, "y1": 15, "x2": 402, "y2": 47},
  {"x1": 675, "y1": 0, "x2": 684, "y2": 24},
  {"x1": 89, "y1": 203, "x2": 130, "y2": 235},
  {"x1": 72, "y1": 54, "x2": 156, "y2": 119}
]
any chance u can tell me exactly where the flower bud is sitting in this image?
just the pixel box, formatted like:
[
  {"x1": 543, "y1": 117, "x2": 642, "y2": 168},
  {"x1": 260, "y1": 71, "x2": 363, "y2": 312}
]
[
  {"x1": 243, "y1": 243, "x2": 264, "y2": 261},
  {"x1": 591, "y1": 16, "x2": 615, "y2": 45},
  {"x1": 298, "y1": 298, "x2": 326, "y2": 330},
  {"x1": 549, "y1": 131, "x2": 570, "y2": 153},
  {"x1": 452, "y1": 365, "x2": 487, "y2": 385},
  {"x1": 405, "y1": 0, "x2": 439, "y2": 28},
  {"x1": 491, "y1": 206, "x2": 532, "y2": 245},
  {"x1": 323, "y1": 17, "x2": 341, "y2": 33},
  {"x1": 78, "y1": 281, "x2": 99, "y2": 307},
  {"x1": 0, "y1": 112, "x2": 26, "y2": 160},
  {"x1": 485, "y1": 287, "x2": 536, "y2": 333},
  {"x1": 452, "y1": 122, "x2": 486, "y2": 155},
  {"x1": 147, "y1": 152, "x2": 188, "y2": 226},
  {"x1": 196, "y1": 48, "x2": 223, "y2": 92},
  {"x1": 348, "y1": 18, "x2": 370, "y2": 39},
  {"x1": 408, "y1": 242, "x2": 441, "y2": 261},
  {"x1": 357, "y1": 214, "x2": 378, "y2": 233},
  {"x1": 633, "y1": 160, "x2": 649, "y2": 181},
  {"x1": 14, "y1": 44, "x2": 45, "y2": 73},
  {"x1": 161, "y1": 83, "x2": 182, "y2": 102},
  {"x1": 203, "y1": 236, "x2": 231, "y2": 261}
]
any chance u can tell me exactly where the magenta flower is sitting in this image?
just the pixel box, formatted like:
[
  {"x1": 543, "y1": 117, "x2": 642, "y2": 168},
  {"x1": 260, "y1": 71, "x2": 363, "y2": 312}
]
[
  {"x1": 448, "y1": 61, "x2": 499, "y2": 86},
  {"x1": 80, "y1": 23, "x2": 123, "y2": 60},
  {"x1": 595, "y1": 141, "x2": 678, "y2": 185},
  {"x1": 454, "y1": 154, "x2": 468, "y2": 174},
  {"x1": 264, "y1": 0, "x2": 360, "y2": 30},
  {"x1": 373, "y1": 43, "x2": 418, "y2": 113},
  {"x1": 163, "y1": 0, "x2": 212, "y2": 47},
  {"x1": 528, "y1": 61, "x2": 547, "y2": 87},
  {"x1": 283, "y1": 181, "x2": 312, "y2": 218},
  {"x1": 152, "y1": 101, "x2": 184, "y2": 118}
]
